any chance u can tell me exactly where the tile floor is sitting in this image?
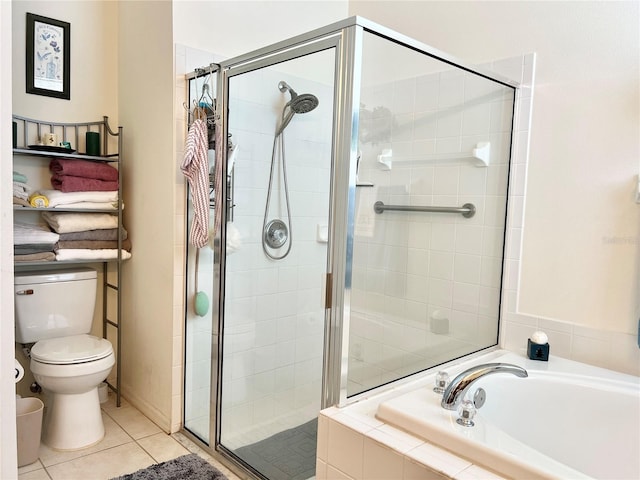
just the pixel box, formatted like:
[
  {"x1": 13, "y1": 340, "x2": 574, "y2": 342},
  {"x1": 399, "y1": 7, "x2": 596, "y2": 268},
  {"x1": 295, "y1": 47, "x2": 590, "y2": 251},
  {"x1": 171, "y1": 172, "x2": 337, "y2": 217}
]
[{"x1": 17, "y1": 393, "x2": 243, "y2": 480}]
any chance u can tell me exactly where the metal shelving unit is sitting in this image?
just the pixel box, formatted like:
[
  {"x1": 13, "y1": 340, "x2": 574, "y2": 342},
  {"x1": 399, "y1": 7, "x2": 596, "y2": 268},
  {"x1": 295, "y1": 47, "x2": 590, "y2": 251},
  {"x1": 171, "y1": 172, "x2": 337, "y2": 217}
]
[{"x1": 12, "y1": 115, "x2": 125, "y2": 407}]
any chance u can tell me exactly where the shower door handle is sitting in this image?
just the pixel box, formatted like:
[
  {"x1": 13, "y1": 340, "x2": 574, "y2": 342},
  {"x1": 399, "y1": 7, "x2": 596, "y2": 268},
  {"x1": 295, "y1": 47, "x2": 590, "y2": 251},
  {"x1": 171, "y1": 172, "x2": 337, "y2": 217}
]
[{"x1": 324, "y1": 273, "x2": 333, "y2": 309}]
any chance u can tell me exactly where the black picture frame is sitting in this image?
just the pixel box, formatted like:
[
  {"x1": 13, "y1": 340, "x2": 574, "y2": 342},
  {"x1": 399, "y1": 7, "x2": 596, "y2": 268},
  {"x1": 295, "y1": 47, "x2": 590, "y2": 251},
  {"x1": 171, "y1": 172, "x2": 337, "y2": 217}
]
[{"x1": 26, "y1": 13, "x2": 70, "y2": 100}]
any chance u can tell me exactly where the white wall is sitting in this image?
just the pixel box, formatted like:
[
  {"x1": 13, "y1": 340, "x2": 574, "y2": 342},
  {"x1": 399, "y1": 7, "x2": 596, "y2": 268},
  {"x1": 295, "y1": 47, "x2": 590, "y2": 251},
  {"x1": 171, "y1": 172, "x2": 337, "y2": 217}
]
[
  {"x1": 349, "y1": 1, "x2": 639, "y2": 370},
  {"x1": 173, "y1": 0, "x2": 349, "y2": 59},
  {"x1": 0, "y1": 0, "x2": 17, "y2": 477}
]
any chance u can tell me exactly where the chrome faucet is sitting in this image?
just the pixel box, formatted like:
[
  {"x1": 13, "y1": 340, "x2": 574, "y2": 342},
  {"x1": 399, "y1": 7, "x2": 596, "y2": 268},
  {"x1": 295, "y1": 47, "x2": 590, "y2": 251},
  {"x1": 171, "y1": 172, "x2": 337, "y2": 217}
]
[{"x1": 441, "y1": 363, "x2": 528, "y2": 410}]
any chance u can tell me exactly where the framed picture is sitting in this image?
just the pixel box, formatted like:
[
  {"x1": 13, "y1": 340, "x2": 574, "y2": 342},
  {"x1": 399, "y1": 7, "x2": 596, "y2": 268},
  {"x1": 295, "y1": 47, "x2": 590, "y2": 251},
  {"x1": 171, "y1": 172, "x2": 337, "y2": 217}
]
[{"x1": 26, "y1": 13, "x2": 70, "y2": 100}]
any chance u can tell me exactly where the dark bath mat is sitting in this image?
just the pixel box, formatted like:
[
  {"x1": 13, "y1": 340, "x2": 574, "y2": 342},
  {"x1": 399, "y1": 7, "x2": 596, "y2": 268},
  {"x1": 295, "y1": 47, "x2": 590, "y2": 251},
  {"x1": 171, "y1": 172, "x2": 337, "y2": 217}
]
[{"x1": 111, "y1": 453, "x2": 227, "y2": 480}]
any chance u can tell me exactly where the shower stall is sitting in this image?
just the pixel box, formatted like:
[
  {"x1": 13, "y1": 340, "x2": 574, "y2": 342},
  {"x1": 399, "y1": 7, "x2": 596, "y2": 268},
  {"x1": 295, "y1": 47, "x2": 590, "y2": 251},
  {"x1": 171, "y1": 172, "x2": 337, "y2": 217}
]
[{"x1": 182, "y1": 16, "x2": 517, "y2": 480}]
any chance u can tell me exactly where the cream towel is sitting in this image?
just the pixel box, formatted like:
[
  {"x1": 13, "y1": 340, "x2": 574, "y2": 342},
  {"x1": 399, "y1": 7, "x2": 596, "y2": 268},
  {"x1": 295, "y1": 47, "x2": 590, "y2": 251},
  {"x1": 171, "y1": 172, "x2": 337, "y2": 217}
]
[
  {"x1": 39, "y1": 189, "x2": 118, "y2": 208},
  {"x1": 42, "y1": 211, "x2": 118, "y2": 233}
]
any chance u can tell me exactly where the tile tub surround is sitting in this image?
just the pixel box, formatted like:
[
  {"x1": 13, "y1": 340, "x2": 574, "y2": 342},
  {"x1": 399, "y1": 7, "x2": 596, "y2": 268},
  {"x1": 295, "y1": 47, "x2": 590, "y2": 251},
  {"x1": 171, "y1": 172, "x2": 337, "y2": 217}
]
[{"x1": 316, "y1": 353, "x2": 510, "y2": 480}]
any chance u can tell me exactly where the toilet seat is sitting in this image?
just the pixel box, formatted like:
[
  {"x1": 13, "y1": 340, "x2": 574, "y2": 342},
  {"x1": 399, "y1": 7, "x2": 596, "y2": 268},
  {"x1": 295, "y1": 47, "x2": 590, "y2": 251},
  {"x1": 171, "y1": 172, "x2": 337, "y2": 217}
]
[{"x1": 31, "y1": 334, "x2": 113, "y2": 365}]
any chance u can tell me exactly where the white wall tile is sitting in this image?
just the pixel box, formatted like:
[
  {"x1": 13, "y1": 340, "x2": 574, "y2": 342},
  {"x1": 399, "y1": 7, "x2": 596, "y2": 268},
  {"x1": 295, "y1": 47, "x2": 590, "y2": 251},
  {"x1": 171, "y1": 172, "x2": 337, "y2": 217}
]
[
  {"x1": 363, "y1": 438, "x2": 404, "y2": 480},
  {"x1": 403, "y1": 458, "x2": 449, "y2": 480},
  {"x1": 327, "y1": 422, "x2": 364, "y2": 480}
]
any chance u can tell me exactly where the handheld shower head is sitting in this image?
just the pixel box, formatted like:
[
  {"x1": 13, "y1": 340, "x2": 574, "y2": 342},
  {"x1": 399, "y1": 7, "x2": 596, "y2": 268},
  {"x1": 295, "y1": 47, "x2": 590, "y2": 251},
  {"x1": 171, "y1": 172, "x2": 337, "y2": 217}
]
[{"x1": 276, "y1": 80, "x2": 319, "y2": 135}]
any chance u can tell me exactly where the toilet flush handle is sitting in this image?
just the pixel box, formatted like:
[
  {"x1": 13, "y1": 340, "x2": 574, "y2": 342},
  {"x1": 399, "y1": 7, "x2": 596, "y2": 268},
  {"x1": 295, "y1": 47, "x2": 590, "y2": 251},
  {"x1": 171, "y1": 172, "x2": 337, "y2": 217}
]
[{"x1": 16, "y1": 289, "x2": 34, "y2": 295}]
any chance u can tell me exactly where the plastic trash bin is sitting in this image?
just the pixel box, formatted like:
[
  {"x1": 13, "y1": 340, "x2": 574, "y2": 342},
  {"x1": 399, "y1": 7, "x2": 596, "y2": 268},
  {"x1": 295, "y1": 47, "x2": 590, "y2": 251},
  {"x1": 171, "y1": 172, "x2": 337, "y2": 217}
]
[{"x1": 16, "y1": 397, "x2": 44, "y2": 467}]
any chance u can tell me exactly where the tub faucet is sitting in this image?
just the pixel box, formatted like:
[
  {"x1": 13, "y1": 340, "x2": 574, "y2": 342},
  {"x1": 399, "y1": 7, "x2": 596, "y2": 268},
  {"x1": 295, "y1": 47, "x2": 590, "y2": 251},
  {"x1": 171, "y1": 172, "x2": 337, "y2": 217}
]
[{"x1": 441, "y1": 363, "x2": 528, "y2": 410}]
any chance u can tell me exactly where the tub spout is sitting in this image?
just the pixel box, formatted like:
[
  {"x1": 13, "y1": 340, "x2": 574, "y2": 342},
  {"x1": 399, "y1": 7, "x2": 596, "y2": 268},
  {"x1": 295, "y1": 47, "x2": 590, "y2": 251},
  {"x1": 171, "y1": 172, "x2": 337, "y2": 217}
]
[{"x1": 441, "y1": 363, "x2": 528, "y2": 410}]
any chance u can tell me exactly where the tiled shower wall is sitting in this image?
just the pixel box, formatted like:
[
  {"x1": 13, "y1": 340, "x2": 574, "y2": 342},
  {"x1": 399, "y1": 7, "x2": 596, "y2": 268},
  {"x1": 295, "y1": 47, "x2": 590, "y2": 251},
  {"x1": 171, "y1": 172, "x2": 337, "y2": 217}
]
[
  {"x1": 221, "y1": 66, "x2": 334, "y2": 445},
  {"x1": 349, "y1": 65, "x2": 515, "y2": 393}
]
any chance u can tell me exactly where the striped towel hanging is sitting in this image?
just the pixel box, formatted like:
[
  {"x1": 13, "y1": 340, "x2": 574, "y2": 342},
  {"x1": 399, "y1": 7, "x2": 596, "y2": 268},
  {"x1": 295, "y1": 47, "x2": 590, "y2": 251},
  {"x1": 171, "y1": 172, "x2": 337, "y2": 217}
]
[{"x1": 181, "y1": 118, "x2": 210, "y2": 248}]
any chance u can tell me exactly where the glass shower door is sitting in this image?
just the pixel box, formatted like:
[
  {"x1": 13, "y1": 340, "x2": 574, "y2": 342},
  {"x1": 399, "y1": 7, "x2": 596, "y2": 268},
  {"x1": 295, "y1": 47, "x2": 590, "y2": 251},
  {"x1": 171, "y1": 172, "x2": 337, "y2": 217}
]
[{"x1": 219, "y1": 46, "x2": 336, "y2": 480}]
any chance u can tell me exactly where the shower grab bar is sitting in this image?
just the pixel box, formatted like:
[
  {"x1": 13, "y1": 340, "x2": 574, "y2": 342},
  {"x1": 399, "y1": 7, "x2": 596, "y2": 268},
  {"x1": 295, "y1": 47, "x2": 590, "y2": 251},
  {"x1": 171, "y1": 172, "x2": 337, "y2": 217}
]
[{"x1": 373, "y1": 201, "x2": 476, "y2": 218}]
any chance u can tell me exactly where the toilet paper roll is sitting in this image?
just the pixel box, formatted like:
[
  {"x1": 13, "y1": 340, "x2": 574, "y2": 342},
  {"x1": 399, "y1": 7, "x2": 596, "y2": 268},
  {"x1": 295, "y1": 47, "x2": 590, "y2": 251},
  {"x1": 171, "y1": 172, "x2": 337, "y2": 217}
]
[{"x1": 15, "y1": 359, "x2": 24, "y2": 383}]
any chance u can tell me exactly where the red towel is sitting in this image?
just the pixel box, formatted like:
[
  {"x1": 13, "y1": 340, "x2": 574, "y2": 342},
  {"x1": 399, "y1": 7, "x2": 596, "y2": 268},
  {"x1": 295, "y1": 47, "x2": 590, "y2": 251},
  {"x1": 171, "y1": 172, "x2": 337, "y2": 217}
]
[
  {"x1": 51, "y1": 174, "x2": 119, "y2": 192},
  {"x1": 50, "y1": 159, "x2": 118, "y2": 181}
]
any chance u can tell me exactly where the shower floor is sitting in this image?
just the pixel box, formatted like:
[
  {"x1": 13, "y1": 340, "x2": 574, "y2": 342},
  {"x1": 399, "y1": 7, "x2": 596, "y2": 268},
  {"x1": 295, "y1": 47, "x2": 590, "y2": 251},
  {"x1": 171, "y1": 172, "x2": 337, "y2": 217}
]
[{"x1": 234, "y1": 418, "x2": 317, "y2": 480}]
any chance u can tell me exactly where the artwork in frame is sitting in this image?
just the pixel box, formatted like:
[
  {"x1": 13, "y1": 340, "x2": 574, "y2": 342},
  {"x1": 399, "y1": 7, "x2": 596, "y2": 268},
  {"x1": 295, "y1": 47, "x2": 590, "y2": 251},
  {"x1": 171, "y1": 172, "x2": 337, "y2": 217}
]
[{"x1": 26, "y1": 13, "x2": 70, "y2": 100}]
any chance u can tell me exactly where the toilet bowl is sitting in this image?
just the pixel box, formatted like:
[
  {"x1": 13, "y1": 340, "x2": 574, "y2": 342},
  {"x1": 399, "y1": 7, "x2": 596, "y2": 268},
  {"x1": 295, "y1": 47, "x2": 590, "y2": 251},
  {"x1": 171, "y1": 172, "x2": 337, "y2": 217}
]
[
  {"x1": 14, "y1": 268, "x2": 115, "y2": 451},
  {"x1": 30, "y1": 334, "x2": 114, "y2": 450}
]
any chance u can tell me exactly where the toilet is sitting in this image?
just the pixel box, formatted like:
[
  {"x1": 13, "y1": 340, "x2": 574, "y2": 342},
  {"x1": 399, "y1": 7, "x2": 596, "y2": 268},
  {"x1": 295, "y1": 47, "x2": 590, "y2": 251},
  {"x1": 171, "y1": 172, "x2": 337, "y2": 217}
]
[{"x1": 14, "y1": 268, "x2": 115, "y2": 451}]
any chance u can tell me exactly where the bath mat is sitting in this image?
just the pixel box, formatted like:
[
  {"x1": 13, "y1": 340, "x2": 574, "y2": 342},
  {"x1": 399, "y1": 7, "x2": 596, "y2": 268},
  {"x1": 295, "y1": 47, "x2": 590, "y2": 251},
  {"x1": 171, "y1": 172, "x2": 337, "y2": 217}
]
[{"x1": 111, "y1": 453, "x2": 227, "y2": 480}]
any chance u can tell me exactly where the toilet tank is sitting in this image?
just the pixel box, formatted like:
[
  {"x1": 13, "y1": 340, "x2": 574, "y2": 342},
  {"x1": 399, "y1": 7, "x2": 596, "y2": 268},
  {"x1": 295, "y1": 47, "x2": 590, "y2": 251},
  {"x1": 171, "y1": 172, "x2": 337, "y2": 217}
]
[{"x1": 14, "y1": 268, "x2": 98, "y2": 344}]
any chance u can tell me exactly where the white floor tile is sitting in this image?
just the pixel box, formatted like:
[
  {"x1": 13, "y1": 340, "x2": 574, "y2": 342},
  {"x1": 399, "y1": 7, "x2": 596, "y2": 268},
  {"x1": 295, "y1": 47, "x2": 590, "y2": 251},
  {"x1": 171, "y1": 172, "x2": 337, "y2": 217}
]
[
  {"x1": 136, "y1": 432, "x2": 190, "y2": 463},
  {"x1": 45, "y1": 442, "x2": 154, "y2": 480},
  {"x1": 102, "y1": 403, "x2": 162, "y2": 440},
  {"x1": 38, "y1": 414, "x2": 131, "y2": 467}
]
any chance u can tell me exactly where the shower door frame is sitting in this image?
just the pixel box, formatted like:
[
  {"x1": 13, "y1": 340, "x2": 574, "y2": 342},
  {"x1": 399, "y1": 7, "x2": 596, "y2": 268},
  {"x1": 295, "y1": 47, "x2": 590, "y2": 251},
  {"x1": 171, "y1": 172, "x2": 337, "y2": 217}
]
[
  {"x1": 210, "y1": 23, "x2": 359, "y2": 476},
  {"x1": 182, "y1": 15, "x2": 521, "y2": 479}
]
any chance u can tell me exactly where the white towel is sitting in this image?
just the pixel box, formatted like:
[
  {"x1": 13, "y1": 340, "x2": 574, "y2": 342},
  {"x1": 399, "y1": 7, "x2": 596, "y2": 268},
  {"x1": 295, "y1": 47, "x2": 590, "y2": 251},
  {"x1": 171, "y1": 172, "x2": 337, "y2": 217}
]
[
  {"x1": 42, "y1": 211, "x2": 118, "y2": 233},
  {"x1": 39, "y1": 189, "x2": 118, "y2": 208},
  {"x1": 13, "y1": 182, "x2": 31, "y2": 200},
  {"x1": 181, "y1": 118, "x2": 210, "y2": 248},
  {"x1": 54, "y1": 249, "x2": 132, "y2": 261},
  {"x1": 13, "y1": 222, "x2": 60, "y2": 245}
]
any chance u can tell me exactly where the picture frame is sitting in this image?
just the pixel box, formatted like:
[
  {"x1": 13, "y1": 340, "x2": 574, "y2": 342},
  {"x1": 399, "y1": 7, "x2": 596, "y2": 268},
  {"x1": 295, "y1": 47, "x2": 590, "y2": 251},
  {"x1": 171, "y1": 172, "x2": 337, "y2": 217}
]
[{"x1": 26, "y1": 13, "x2": 70, "y2": 100}]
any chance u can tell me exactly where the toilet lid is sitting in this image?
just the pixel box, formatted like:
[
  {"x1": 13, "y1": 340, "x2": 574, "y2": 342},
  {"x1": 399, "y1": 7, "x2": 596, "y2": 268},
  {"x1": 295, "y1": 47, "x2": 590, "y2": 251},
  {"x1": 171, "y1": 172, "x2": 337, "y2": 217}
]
[{"x1": 31, "y1": 334, "x2": 113, "y2": 365}]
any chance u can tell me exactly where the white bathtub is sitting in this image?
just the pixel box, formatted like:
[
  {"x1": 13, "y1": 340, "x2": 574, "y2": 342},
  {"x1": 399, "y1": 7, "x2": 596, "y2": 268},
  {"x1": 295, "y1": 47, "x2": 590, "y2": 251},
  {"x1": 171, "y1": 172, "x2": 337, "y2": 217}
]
[{"x1": 376, "y1": 351, "x2": 640, "y2": 480}]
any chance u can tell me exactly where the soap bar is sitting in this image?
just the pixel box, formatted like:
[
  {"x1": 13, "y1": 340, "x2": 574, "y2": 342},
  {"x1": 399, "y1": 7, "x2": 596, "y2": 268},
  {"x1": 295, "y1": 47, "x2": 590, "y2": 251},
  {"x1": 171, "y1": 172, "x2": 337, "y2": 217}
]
[{"x1": 527, "y1": 338, "x2": 550, "y2": 361}]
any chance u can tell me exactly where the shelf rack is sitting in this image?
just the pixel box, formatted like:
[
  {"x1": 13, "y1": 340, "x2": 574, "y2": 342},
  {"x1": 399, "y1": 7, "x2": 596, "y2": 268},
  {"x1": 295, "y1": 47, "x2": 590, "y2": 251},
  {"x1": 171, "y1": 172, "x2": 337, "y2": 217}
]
[{"x1": 12, "y1": 114, "x2": 125, "y2": 407}]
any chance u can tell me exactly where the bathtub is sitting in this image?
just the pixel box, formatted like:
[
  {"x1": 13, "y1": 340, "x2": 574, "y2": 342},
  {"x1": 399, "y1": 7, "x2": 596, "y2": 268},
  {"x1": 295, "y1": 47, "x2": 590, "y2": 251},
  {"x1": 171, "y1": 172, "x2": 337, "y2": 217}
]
[{"x1": 375, "y1": 351, "x2": 640, "y2": 480}]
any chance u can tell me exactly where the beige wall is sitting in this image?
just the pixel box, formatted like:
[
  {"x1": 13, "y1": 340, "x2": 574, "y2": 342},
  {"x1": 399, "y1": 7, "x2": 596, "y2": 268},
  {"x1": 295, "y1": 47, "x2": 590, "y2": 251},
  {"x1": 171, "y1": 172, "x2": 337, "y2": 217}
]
[
  {"x1": 349, "y1": 2, "x2": 639, "y2": 345},
  {"x1": 118, "y1": 0, "x2": 179, "y2": 432},
  {"x1": 12, "y1": 1, "x2": 118, "y2": 123}
]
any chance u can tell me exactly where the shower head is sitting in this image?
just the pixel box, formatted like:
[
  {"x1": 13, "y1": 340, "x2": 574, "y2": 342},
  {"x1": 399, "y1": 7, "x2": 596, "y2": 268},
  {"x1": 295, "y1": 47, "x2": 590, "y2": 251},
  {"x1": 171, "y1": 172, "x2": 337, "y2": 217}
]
[
  {"x1": 289, "y1": 93, "x2": 319, "y2": 114},
  {"x1": 276, "y1": 80, "x2": 320, "y2": 135}
]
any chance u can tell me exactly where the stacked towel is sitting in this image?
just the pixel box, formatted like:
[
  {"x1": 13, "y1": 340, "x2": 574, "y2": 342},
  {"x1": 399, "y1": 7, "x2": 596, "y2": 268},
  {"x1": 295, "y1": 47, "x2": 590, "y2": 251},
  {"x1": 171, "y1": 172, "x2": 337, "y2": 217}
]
[
  {"x1": 50, "y1": 159, "x2": 119, "y2": 193},
  {"x1": 39, "y1": 189, "x2": 120, "y2": 210},
  {"x1": 13, "y1": 222, "x2": 59, "y2": 262},
  {"x1": 13, "y1": 170, "x2": 32, "y2": 202},
  {"x1": 41, "y1": 211, "x2": 132, "y2": 261},
  {"x1": 42, "y1": 212, "x2": 118, "y2": 233}
]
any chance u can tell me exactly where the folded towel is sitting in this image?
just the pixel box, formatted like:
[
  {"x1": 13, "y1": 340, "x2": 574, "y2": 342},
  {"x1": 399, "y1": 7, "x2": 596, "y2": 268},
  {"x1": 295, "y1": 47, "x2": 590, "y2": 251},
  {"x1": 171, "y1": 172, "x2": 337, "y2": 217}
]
[
  {"x1": 59, "y1": 227, "x2": 127, "y2": 241},
  {"x1": 13, "y1": 222, "x2": 60, "y2": 244},
  {"x1": 54, "y1": 249, "x2": 132, "y2": 261},
  {"x1": 50, "y1": 159, "x2": 119, "y2": 181},
  {"x1": 54, "y1": 201, "x2": 120, "y2": 210},
  {"x1": 14, "y1": 252, "x2": 56, "y2": 263},
  {"x1": 39, "y1": 189, "x2": 118, "y2": 208},
  {"x1": 13, "y1": 196, "x2": 31, "y2": 207},
  {"x1": 13, "y1": 171, "x2": 28, "y2": 183},
  {"x1": 13, "y1": 182, "x2": 30, "y2": 200},
  {"x1": 14, "y1": 244, "x2": 56, "y2": 255},
  {"x1": 42, "y1": 211, "x2": 118, "y2": 233},
  {"x1": 51, "y1": 174, "x2": 119, "y2": 193},
  {"x1": 57, "y1": 238, "x2": 132, "y2": 251}
]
